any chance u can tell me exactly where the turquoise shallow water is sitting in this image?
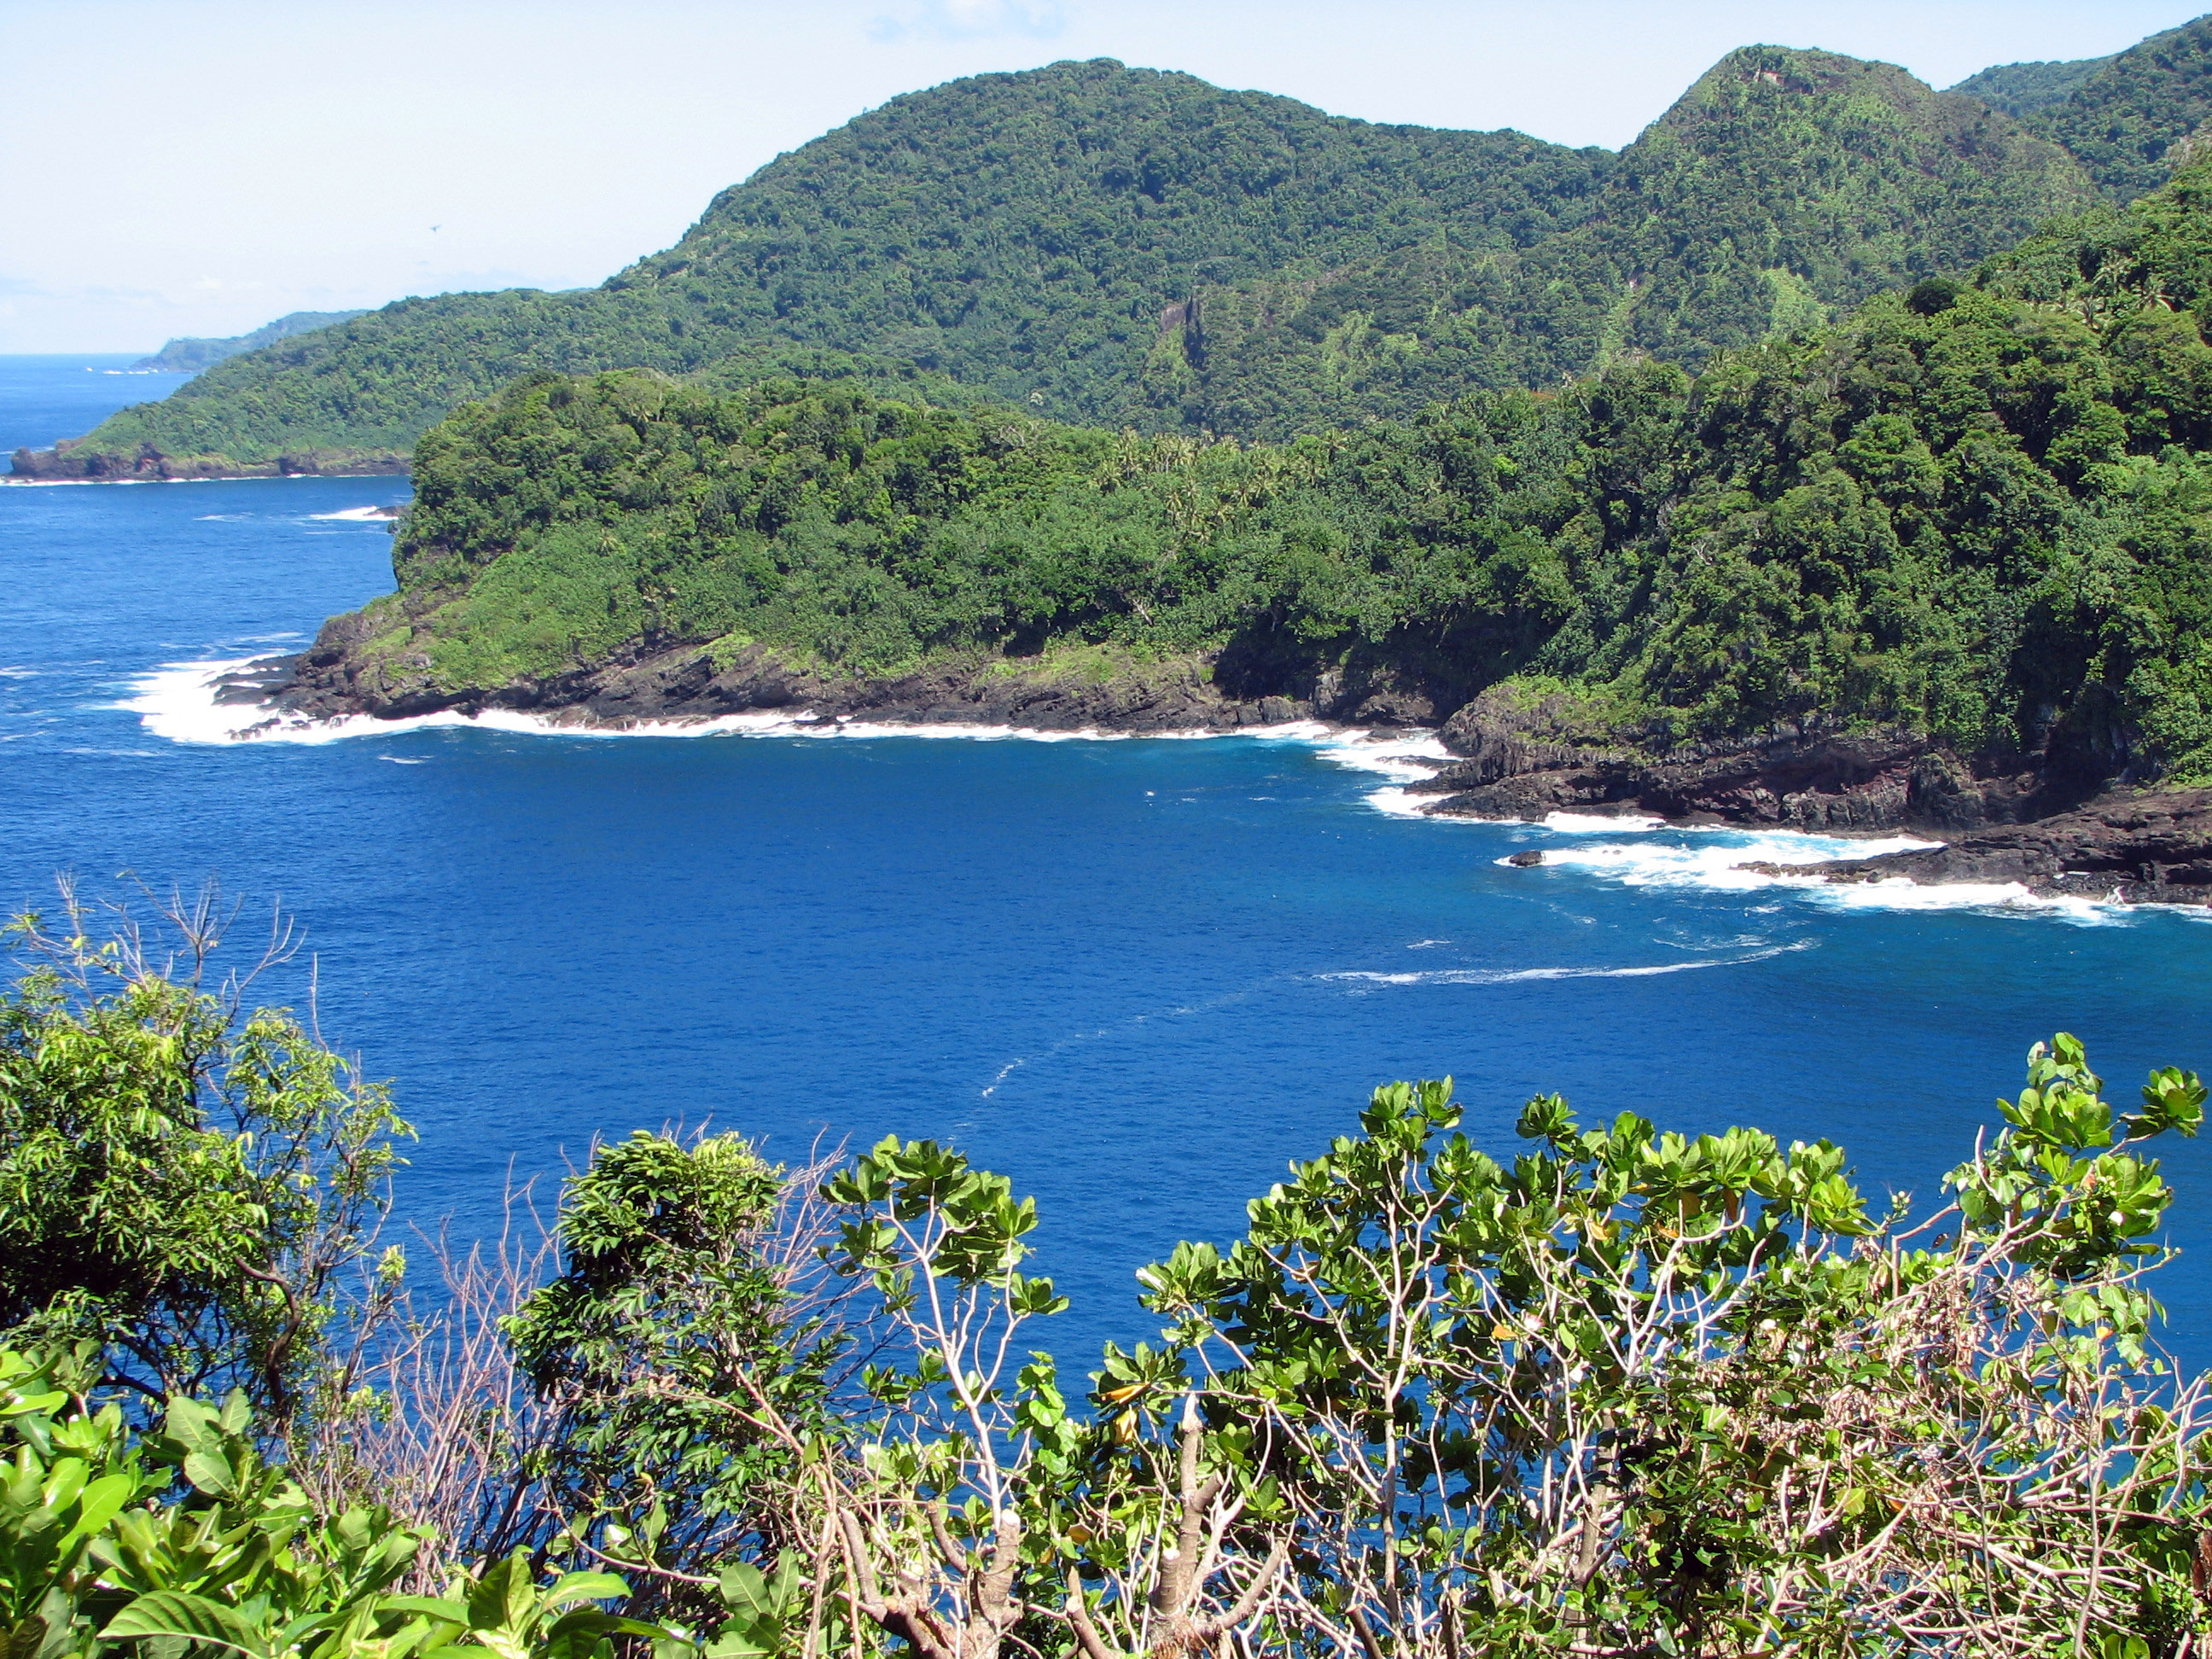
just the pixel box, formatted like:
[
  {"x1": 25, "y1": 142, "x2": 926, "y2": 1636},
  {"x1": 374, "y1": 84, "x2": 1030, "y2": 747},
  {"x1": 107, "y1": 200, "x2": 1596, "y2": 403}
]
[{"x1": 6, "y1": 354, "x2": 2211, "y2": 1372}]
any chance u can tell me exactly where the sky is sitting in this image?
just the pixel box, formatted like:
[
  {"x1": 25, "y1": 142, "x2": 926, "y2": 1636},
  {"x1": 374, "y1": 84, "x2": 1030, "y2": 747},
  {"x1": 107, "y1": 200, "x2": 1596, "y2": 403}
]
[{"x1": 0, "y1": 0, "x2": 2202, "y2": 352}]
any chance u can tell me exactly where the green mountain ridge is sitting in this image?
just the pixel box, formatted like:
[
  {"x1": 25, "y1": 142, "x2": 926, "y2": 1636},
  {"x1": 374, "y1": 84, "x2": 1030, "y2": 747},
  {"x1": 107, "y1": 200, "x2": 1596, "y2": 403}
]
[
  {"x1": 126, "y1": 309, "x2": 370, "y2": 375},
  {"x1": 17, "y1": 39, "x2": 2112, "y2": 476},
  {"x1": 2021, "y1": 13, "x2": 2212, "y2": 199},
  {"x1": 291, "y1": 154, "x2": 2212, "y2": 815},
  {"x1": 1949, "y1": 55, "x2": 2116, "y2": 119}
]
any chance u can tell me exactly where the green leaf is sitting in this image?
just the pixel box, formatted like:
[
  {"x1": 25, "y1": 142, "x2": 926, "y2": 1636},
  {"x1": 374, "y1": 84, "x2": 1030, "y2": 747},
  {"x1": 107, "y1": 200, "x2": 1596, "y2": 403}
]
[{"x1": 102, "y1": 1592, "x2": 274, "y2": 1659}]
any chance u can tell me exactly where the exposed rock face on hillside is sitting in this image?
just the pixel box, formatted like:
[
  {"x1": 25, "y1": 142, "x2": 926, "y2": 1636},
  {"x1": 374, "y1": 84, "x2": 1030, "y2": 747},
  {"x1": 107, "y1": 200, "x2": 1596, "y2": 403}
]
[{"x1": 1411, "y1": 683, "x2": 2064, "y2": 833}]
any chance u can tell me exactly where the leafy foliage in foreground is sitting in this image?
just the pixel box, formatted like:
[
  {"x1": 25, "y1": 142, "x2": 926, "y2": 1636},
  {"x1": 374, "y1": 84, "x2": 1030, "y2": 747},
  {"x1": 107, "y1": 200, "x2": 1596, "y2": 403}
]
[
  {"x1": 334, "y1": 154, "x2": 2212, "y2": 786},
  {"x1": 718, "y1": 1036, "x2": 2212, "y2": 1657},
  {"x1": 4, "y1": 896, "x2": 2209, "y2": 1654},
  {"x1": 47, "y1": 40, "x2": 2097, "y2": 468},
  {"x1": 0, "y1": 894, "x2": 409, "y2": 1423},
  {"x1": 0, "y1": 1347, "x2": 684, "y2": 1659}
]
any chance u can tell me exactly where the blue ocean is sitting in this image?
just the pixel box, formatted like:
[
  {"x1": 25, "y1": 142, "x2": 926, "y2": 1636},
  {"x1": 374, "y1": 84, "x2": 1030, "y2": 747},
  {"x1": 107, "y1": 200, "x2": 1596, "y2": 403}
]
[{"x1": 7, "y1": 354, "x2": 2211, "y2": 1371}]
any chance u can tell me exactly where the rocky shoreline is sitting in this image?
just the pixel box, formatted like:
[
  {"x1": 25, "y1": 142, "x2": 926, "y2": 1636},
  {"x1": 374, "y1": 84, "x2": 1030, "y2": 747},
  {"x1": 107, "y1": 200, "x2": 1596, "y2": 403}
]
[
  {"x1": 212, "y1": 634, "x2": 2212, "y2": 908},
  {"x1": 1402, "y1": 684, "x2": 2212, "y2": 907},
  {"x1": 213, "y1": 639, "x2": 1406, "y2": 741},
  {"x1": 9, "y1": 440, "x2": 408, "y2": 482}
]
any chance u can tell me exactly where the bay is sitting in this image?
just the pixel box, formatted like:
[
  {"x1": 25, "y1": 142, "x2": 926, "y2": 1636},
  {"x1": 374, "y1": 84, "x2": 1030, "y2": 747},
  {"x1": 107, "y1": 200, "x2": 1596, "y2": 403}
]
[{"x1": 5, "y1": 354, "x2": 2209, "y2": 1374}]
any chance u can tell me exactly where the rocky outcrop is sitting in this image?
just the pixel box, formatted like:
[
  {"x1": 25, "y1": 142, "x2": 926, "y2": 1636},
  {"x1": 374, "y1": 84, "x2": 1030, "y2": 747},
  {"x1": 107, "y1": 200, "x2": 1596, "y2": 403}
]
[
  {"x1": 1413, "y1": 730, "x2": 2069, "y2": 833},
  {"x1": 1734, "y1": 789, "x2": 2212, "y2": 905},
  {"x1": 9, "y1": 440, "x2": 407, "y2": 482},
  {"x1": 219, "y1": 602, "x2": 1449, "y2": 736},
  {"x1": 1417, "y1": 685, "x2": 2075, "y2": 835}
]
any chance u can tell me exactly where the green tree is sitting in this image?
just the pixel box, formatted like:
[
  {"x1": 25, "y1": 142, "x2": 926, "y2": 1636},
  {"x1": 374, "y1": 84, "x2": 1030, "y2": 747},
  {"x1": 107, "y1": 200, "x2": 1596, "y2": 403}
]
[{"x1": 0, "y1": 888, "x2": 409, "y2": 1424}]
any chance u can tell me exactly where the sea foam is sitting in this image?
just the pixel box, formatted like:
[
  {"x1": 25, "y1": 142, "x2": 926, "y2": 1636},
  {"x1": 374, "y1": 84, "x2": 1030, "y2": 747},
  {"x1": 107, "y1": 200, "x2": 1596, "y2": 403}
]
[
  {"x1": 120, "y1": 657, "x2": 1402, "y2": 753},
  {"x1": 1495, "y1": 825, "x2": 2143, "y2": 925},
  {"x1": 1318, "y1": 938, "x2": 1815, "y2": 989}
]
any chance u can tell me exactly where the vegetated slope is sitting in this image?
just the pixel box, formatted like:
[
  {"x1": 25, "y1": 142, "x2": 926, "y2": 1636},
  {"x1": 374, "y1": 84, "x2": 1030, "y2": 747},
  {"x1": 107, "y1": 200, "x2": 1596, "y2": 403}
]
[
  {"x1": 28, "y1": 61, "x2": 1605, "y2": 477},
  {"x1": 2020, "y1": 14, "x2": 2212, "y2": 199},
  {"x1": 300, "y1": 156, "x2": 2212, "y2": 798},
  {"x1": 127, "y1": 309, "x2": 370, "y2": 374},
  {"x1": 26, "y1": 47, "x2": 2093, "y2": 474},
  {"x1": 1164, "y1": 46, "x2": 2096, "y2": 438},
  {"x1": 1949, "y1": 55, "x2": 2116, "y2": 120}
]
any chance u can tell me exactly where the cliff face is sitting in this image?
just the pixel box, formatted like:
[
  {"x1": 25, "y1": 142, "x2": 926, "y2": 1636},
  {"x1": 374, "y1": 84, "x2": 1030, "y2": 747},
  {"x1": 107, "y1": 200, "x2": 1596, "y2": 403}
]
[{"x1": 1414, "y1": 686, "x2": 2066, "y2": 834}]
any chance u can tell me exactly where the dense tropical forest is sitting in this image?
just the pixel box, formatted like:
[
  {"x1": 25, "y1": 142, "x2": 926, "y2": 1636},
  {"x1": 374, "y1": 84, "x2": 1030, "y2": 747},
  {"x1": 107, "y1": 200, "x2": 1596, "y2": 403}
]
[
  {"x1": 5, "y1": 888, "x2": 2210, "y2": 1657},
  {"x1": 32, "y1": 15, "x2": 2212, "y2": 477},
  {"x1": 307, "y1": 148, "x2": 2212, "y2": 793}
]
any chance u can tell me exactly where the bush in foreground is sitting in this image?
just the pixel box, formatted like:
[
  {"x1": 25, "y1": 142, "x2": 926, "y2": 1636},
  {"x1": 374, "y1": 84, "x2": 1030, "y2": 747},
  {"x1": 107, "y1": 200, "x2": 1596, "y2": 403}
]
[{"x1": 3, "y1": 903, "x2": 2209, "y2": 1656}]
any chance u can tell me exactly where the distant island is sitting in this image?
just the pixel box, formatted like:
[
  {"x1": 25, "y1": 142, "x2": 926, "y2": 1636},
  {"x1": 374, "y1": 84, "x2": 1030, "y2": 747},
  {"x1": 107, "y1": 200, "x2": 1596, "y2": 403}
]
[{"x1": 128, "y1": 309, "x2": 369, "y2": 374}]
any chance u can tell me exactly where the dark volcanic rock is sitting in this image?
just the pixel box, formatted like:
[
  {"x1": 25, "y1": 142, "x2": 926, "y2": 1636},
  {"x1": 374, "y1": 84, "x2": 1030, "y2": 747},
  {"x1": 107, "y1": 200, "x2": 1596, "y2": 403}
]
[
  {"x1": 1418, "y1": 678, "x2": 2075, "y2": 834},
  {"x1": 1732, "y1": 789, "x2": 2212, "y2": 905},
  {"x1": 259, "y1": 632, "x2": 1341, "y2": 736},
  {"x1": 1417, "y1": 728, "x2": 2061, "y2": 835}
]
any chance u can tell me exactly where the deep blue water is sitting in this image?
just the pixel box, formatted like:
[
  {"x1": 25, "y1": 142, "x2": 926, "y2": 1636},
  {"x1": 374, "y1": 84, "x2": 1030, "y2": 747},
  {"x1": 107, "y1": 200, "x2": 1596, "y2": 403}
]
[{"x1": 7, "y1": 354, "x2": 2212, "y2": 1373}]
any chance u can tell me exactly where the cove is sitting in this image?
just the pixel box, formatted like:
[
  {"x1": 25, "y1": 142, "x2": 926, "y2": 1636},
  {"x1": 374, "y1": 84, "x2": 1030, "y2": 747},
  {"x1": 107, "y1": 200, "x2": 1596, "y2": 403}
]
[{"x1": 5, "y1": 355, "x2": 2210, "y2": 1376}]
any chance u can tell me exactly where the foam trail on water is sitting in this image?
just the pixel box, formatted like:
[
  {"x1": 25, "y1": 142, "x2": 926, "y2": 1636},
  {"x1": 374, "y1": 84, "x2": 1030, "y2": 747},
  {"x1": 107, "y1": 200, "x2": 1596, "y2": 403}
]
[
  {"x1": 306, "y1": 506, "x2": 396, "y2": 521},
  {"x1": 1318, "y1": 938, "x2": 1816, "y2": 987}
]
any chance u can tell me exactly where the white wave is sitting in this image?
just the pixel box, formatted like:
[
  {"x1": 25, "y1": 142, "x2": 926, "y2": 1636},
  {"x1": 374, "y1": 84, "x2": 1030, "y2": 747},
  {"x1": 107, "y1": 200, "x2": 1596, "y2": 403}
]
[
  {"x1": 1319, "y1": 939, "x2": 1813, "y2": 987},
  {"x1": 379, "y1": 755, "x2": 428, "y2": 765},
  {"x1": 194, "y1": 513, "x2": 251, "y2": 521},
  {"x1": 1545, "y1": 809, "x2": 1666, "y2": 832},
  {"x1": 1313, "y1": 729, "x2": 1453, "y2": 783},
  {"x1": 1517, "y1": 830, "x2": 2151, "y2": 925},
  {"x1": 119, "y1": 658, "x2": 1451, "y2": 754},
  {"x1": 306, "y1": 506, "x2": 396, "y2": 521},
  {"x1": 0, "y1": 476, "x2": 228, "y2": 487},
  {"x1": 1365, "y1": 785, "x2": 1447, "y2": 819}
]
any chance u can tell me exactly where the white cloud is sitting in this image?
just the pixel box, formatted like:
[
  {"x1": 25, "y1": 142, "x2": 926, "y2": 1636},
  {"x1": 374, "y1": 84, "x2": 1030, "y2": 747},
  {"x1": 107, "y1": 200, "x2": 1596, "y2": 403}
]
[{"x1": 869, "y1": 0, "x2": 1066, "y2": 44}]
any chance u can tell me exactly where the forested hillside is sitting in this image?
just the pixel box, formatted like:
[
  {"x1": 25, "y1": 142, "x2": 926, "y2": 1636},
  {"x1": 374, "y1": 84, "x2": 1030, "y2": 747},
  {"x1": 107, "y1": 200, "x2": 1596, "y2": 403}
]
[
  {"x1": 1951, "y1": 54, "x2": 2116, "y2": 119},
  {"x1": 295, "y1": 153, "x2": 2212, "y2": 796},
  {"x1": 127, "y1": 308, "x2": 370, "y2": 374},
  {"x1": 2022, "y1": 14, "x2": 2212, "y2": 199},
  {"x1": 1165, "y1": 47, "x2": 2093, "y2": 437},
  {"x1": 23, "y1": 44, "x2": 2096, "y2": 474}
]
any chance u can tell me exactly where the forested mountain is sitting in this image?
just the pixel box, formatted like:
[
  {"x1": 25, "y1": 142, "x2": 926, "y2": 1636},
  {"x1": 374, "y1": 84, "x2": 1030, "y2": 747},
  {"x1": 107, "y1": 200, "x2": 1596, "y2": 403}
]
[
  {"x1": 291, "y1": 153, "x2": 2212, "y2": 802},
  {"x1": 1161, "y1": 47, "x2": 2093, "y2": 437},
  {"x1": 126, "y1": 309, "x2": 369, "y2": 374},
  {"x1": 21, "y1": 44, "x2": 2096, "y2": 476},
  {"x1": 2019, "y1": 14, "x2": 2212, "y2": 200},
  {"x1": 1950, "y1": 55, "x2": 2116, "y2": 119}
]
